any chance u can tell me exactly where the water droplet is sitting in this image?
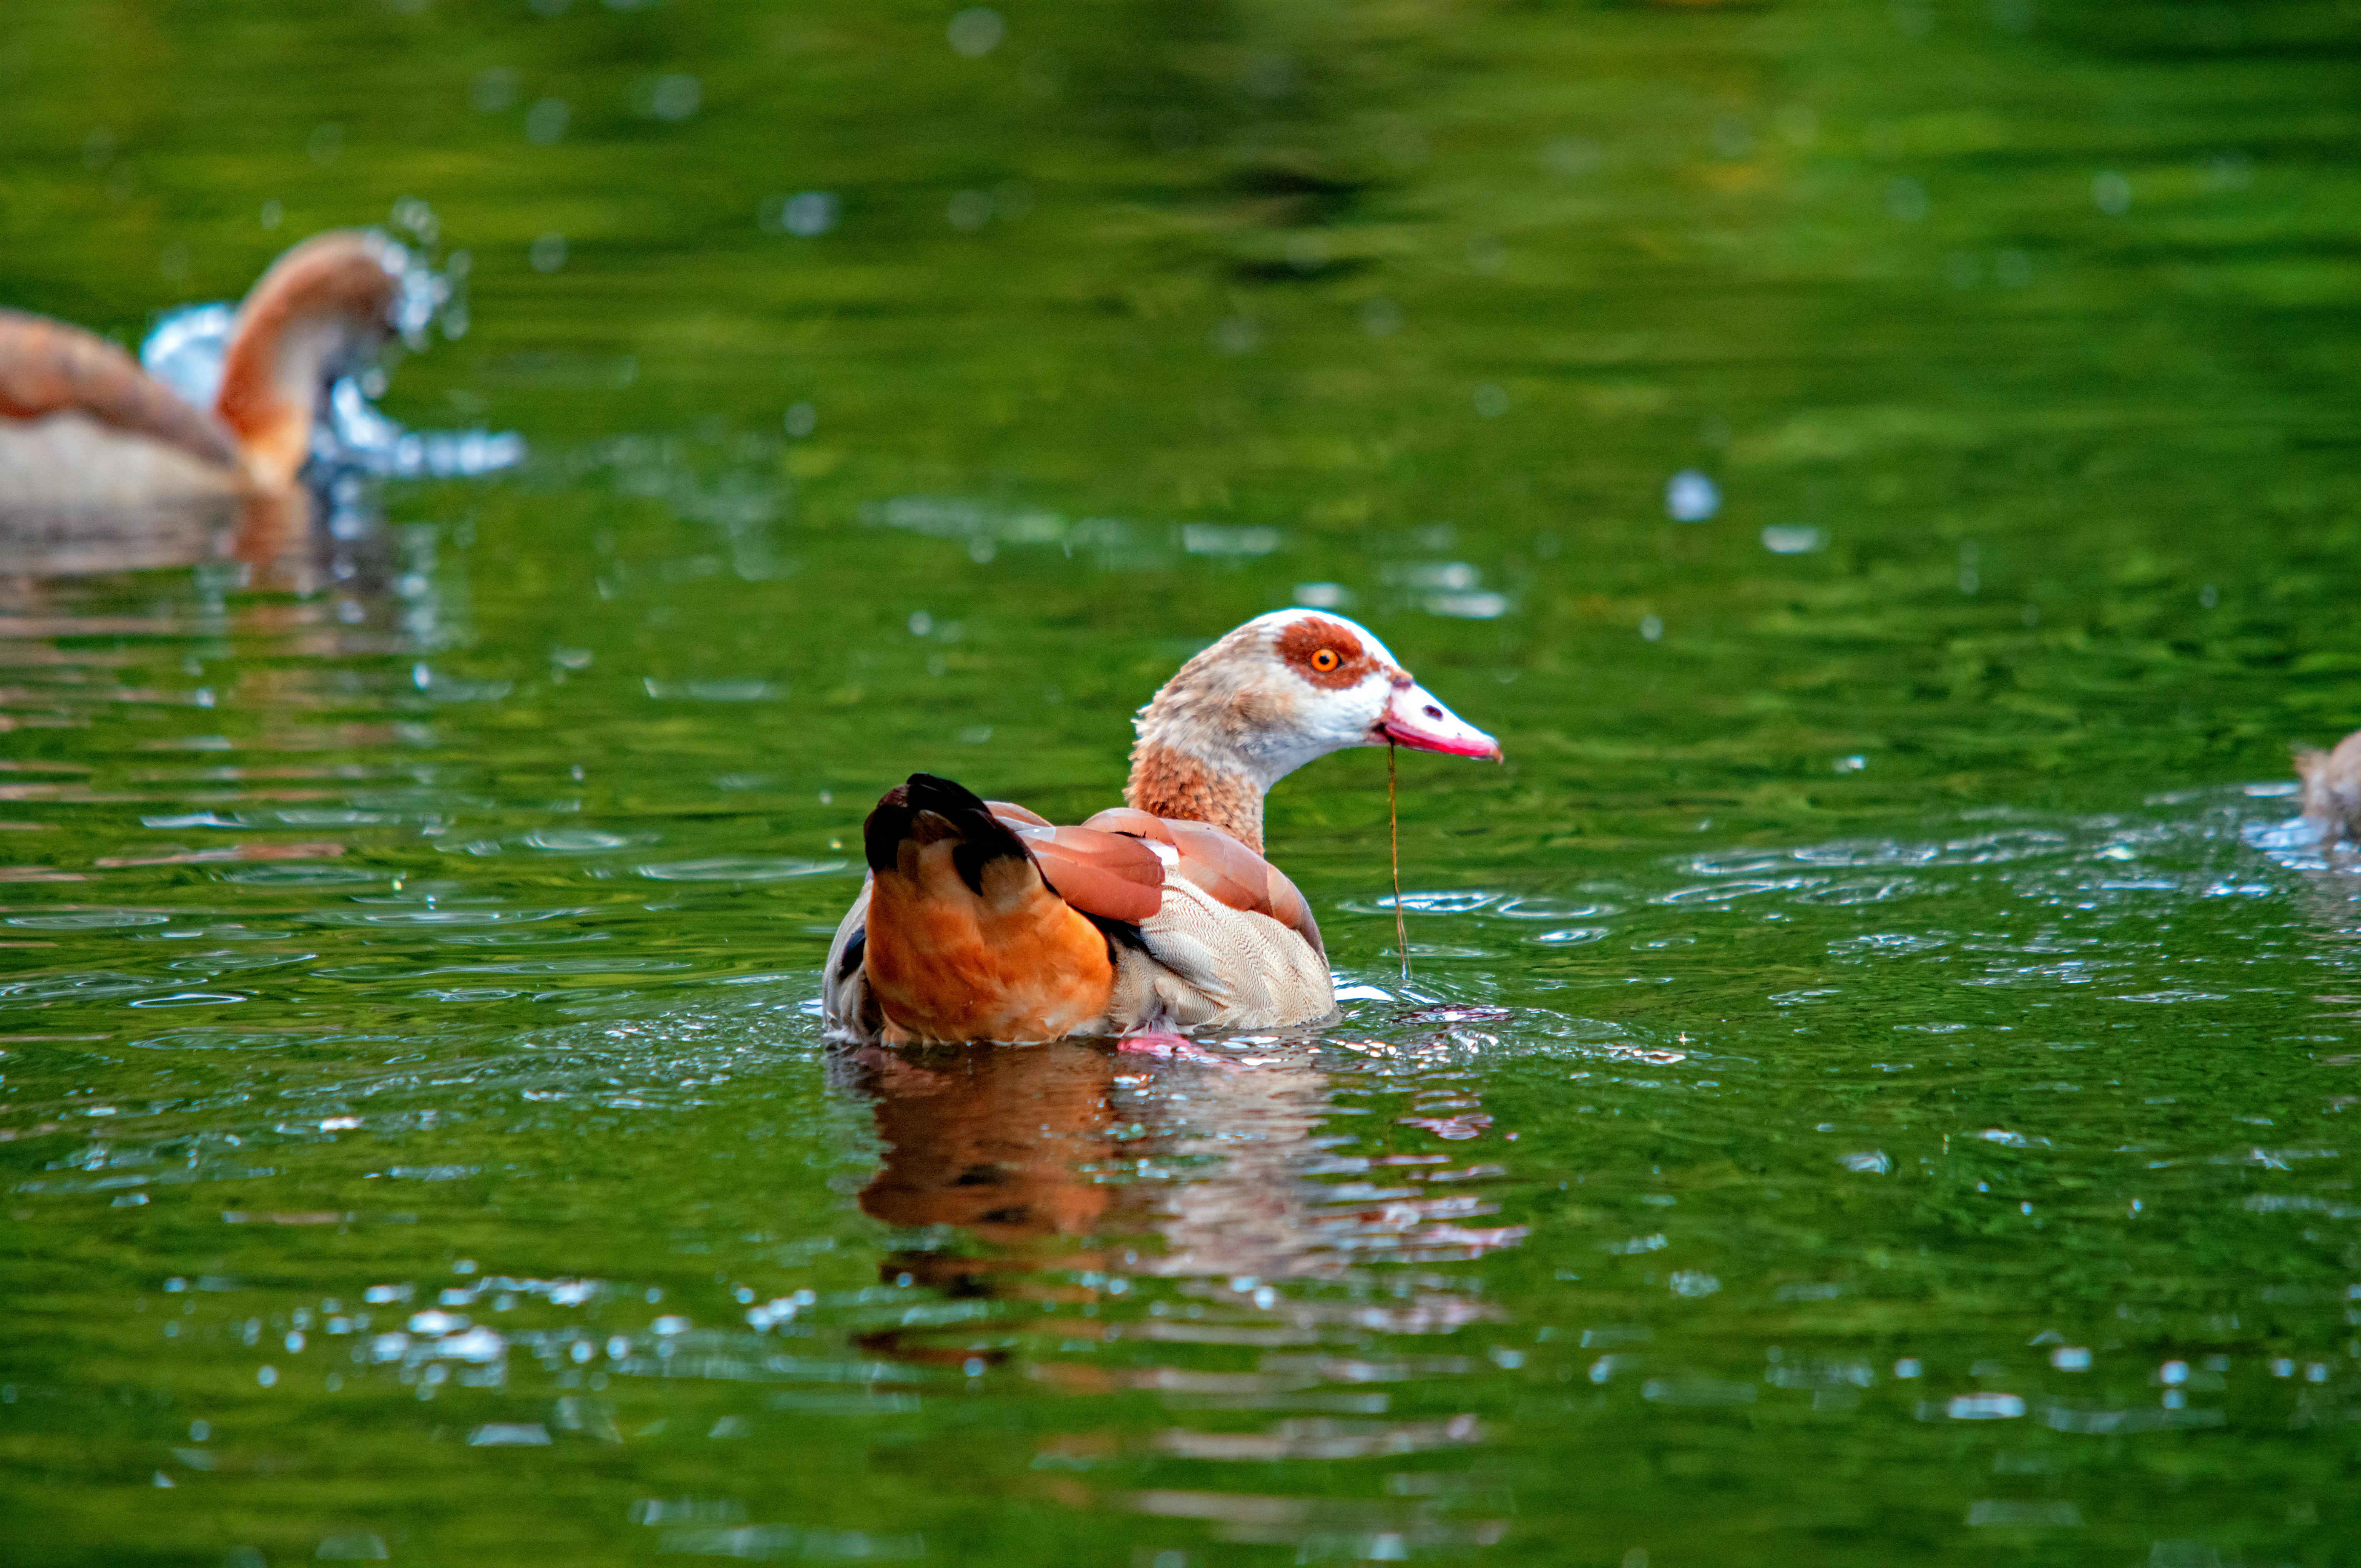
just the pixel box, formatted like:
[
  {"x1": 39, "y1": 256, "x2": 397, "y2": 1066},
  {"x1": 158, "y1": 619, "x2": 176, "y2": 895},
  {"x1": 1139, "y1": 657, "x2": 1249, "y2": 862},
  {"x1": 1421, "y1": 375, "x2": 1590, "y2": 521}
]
[
  {"x1": 1665, "y1": 470, "x2": 1719, "y2": 522},
  {"x1": 946, "y1": 7, "x2": 1005, "y2": 56}
]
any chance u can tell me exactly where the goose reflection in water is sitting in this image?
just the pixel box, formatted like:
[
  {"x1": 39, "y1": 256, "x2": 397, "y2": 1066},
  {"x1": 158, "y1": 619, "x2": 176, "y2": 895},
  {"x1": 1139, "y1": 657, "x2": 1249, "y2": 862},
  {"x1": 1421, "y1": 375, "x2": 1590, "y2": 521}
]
[
  {"x1": 0, "y1": 482, "x2": 317, "y2": 584},
  {"x1": 847, "y1": 1041, "x2": 1119, "y2": 1341},
  {"x1": 0, "y1": 491, "x2": 447, "y2": 689},
  {"x1": 837, "y1": 1035, "x2": 1519, "y2": 1347},
  {"x1": 845, "y1": 1039, "x2": 1350, "y2": 1302},
  {"x1": 837, "y1": 1036, "x2": 1519, "y2": 1552}
]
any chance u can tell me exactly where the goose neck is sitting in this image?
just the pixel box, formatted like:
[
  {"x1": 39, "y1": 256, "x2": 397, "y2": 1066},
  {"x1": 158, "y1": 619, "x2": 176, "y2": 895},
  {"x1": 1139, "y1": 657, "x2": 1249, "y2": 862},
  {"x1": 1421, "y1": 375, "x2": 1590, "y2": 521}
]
[{"x1": 1123, "y1": 739, "x2": 1267, "y2": 854}]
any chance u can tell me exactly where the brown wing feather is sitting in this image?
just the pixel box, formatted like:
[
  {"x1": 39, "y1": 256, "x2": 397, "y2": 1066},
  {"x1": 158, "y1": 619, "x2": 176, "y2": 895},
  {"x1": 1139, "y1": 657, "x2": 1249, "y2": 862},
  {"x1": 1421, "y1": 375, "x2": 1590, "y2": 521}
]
[
  {"x1": 1162, "y1": 819, "x2": 1325, "y2": 960},
  {"x1": 1016, "y1": 824, "x2": 1165, "y2": 924},
  {"x1": 1261, "y1": 862, "x2": 1326, "y2": 964},
  {"x1": 1005, "y1": 802, "x2": 1318, "y2": 952},
  {"x1": 1163, "y1": 820, "x2": 1268, "y2": 909},
  {"x1": 0, "y1": 309, "x2": 239, "y2": 468},
  {"x1": 1079, "y1": 806, "x2": 1176, "y2": 847}
]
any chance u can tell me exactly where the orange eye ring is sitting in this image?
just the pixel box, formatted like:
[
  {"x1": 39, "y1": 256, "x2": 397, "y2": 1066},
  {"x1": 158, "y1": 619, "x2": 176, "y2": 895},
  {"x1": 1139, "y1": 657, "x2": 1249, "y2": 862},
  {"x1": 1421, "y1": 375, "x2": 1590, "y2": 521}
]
[{"x1": 1311, "y1": 648, "x2": 1341, "y2": 673}]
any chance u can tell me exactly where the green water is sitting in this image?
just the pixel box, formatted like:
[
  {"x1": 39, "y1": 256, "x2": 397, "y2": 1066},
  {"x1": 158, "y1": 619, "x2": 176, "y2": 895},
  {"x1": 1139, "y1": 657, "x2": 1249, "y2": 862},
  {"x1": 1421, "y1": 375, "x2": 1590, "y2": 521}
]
[{"x1": 6, "y1": 0, "x2": 2361, "y2": 1562}]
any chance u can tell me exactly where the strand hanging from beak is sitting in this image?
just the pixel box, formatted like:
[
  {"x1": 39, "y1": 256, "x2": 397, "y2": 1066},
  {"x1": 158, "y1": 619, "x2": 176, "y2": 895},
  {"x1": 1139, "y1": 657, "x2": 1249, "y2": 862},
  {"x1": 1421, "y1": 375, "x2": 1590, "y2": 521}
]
[{"x1": 1389, "y1": 742, "x2": 1409, "y2": 985}]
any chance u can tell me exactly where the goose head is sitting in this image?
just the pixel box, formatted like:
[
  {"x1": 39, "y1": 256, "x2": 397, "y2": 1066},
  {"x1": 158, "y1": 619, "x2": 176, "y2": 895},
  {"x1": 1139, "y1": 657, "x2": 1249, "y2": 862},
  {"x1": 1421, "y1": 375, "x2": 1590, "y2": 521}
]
[
  {"x1": 214, "y1": 231, "x2": 406, "y2": 490},
  {"x1": 1126, "y1": 609, "x2": 1499, "y2": 851}
]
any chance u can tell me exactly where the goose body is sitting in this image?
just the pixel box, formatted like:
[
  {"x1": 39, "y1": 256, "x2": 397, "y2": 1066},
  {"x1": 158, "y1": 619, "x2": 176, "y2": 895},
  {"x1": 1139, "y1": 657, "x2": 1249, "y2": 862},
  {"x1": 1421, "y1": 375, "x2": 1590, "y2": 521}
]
[
  {"x1": 0, "y1": 231, "x2": 403, "y2": 513},
  {"x1": 2298, "y1": 730, "x2": 2361, "y2": 846},
  {"x1": 823, "y1": 610, "x2": 1501, "y2": 1044}
]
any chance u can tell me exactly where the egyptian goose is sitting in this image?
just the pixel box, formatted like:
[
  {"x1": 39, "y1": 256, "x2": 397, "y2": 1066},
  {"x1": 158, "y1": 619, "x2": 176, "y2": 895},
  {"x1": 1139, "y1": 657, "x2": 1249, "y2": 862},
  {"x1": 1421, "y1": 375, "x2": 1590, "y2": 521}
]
[
  {"x1": 2298, "y1": 731, "x2": 2361, "y2": 846},
  {"x1": 823, "y1": 609, "x2": 1502, "y2": 1044},
  {"x1": 0, "y1": 230, "x2": 404, "y2": 512}
]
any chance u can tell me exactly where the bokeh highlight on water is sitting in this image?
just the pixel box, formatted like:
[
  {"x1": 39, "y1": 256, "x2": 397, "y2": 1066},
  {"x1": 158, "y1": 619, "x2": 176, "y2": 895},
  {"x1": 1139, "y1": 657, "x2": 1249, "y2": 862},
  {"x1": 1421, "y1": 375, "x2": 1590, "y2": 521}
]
[{"x1": 3, "y1": 0, "x2": 2360, "y2": 1563}]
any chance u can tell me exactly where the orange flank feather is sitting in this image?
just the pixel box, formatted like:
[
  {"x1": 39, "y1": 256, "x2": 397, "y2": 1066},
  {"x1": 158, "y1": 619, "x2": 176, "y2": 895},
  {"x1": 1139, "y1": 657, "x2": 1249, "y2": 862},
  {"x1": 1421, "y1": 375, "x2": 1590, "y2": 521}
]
[
  {"x1": 863, "y1": 842, "x2": 1116, "y2": 1044},
  {"x1": 859, "y1": 775, "x2": 1131, "y2": 1044}
]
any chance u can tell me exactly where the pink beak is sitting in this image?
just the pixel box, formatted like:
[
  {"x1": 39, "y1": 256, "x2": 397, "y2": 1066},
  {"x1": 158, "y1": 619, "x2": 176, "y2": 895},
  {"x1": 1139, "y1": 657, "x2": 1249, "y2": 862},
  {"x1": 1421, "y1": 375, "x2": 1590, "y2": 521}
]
[{"x1": 1377, "y1": 682, "x2": 1503, "y2": 761}]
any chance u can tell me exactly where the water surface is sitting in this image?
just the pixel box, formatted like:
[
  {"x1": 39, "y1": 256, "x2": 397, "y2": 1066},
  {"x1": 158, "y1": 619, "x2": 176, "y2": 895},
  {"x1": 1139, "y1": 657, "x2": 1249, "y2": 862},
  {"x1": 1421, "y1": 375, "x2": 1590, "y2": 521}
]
[{"x1": 4, "y1": 1, "x2": 2360, "y2": 1563}]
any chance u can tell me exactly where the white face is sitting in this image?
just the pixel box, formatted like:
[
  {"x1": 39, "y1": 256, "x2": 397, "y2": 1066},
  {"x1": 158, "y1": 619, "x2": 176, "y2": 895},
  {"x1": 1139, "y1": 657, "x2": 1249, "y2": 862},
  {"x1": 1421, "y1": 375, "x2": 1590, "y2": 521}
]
[{"x1": 1213, "y1": 610, "x2": 1501, "y2": 782}]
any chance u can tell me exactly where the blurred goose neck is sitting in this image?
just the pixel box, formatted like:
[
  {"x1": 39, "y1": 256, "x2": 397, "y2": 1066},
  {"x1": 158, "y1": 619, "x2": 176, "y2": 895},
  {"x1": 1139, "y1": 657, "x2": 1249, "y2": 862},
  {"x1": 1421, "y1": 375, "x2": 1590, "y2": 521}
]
[{"x1": 214, "y1": 232, "x2": 396, "y2": 491}]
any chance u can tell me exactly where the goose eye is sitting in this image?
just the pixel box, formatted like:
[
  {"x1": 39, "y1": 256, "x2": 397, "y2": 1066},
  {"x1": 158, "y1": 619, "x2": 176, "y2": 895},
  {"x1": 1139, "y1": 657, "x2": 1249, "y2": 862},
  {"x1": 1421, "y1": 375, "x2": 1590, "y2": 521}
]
[{"x1": 1311, "y1": 648, "x2": 1341, "y2": 673}]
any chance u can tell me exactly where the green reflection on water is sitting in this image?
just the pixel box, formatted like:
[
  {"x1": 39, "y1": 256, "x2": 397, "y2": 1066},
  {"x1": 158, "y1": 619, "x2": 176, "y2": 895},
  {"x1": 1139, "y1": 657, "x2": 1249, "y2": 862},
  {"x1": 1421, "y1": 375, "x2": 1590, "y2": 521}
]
[{"x1": 3, "y1": 0, "x2": 2360, "y2": 1563}]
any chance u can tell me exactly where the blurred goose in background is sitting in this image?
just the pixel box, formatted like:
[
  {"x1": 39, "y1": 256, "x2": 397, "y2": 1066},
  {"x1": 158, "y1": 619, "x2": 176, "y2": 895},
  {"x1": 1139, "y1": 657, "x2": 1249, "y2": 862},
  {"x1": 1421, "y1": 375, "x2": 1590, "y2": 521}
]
[
  {"x1": 824, "y1": 609, "x2": 1503, "y2": 1044},
  {"x1": 2297, "y1": 730, "x2": 2361, "y2": 847},
  {"x1": 0, "y1": 229, "x2": 402, "y2": 512}
]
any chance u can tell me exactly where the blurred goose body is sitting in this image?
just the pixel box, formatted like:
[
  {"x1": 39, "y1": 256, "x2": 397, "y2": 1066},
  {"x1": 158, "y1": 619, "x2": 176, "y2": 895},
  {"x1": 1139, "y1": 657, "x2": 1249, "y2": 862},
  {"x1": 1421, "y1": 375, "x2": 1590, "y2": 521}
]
[
  {"x1": 0, "y1": 231, "x2": 402, "y2": 510},
  {"x1": 824, "y1": 610, "x2": 1502, "y2": 1044},
  {"x1": 2297, "y1": 730, "x2": 2361, "y2": 846}
]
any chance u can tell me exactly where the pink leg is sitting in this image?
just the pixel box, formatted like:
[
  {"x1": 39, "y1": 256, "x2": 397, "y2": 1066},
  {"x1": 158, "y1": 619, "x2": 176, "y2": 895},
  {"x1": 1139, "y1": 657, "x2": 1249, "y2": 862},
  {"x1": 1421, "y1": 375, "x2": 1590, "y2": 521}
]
[{"x1": 1116, "y1": 1031, "x2": 1234, "y2": 1065}]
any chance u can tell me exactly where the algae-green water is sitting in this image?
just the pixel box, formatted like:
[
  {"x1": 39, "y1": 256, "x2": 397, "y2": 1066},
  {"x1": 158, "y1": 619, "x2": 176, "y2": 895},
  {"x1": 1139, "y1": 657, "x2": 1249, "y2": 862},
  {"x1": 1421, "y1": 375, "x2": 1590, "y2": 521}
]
[{"x1": 4, "y1": 1, "x2": 2361, "y2": 1563}]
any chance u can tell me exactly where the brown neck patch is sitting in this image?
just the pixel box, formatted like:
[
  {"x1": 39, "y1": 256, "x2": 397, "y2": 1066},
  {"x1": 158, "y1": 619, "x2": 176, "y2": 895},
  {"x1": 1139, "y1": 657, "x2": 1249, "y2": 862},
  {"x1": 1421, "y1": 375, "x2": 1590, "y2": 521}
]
[
  {"x1": 1273, "y1": 615, "x2": 1381, "y2": 690},
  {"x1": 1124, "y1": 742, "x2": 1265, "y2": 854}
]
